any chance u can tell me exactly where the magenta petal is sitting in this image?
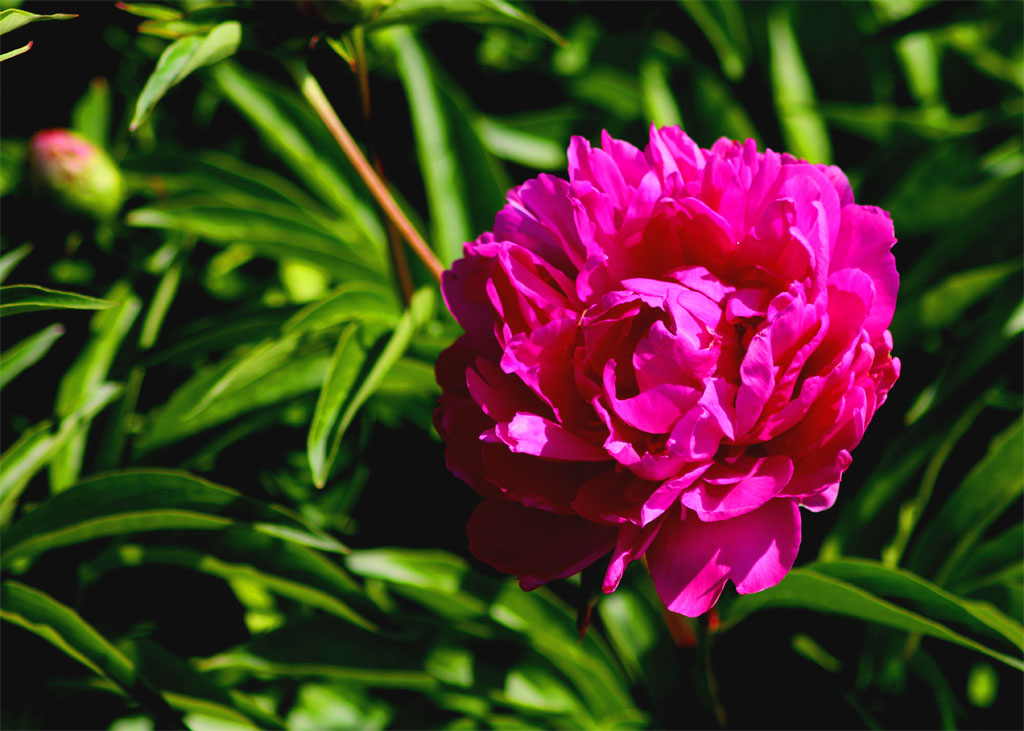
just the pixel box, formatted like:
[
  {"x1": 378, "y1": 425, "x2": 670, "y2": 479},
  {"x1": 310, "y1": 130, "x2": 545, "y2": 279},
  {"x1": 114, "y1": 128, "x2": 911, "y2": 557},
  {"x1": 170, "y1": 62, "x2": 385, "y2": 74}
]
[
  {"x1": 493, "y1": 413, "x2": 609, "y2": 461},
  {"x1": 602, "y1": 521, "x2": 662, "y2": 592},
  {"x1": 467, "y1": 499, "x2": 616, "y2": 590},
  {"x1": 680, "y1": 455, "x2": 794, "y2": 521},
  {"x1": 646, "y1": 500, "x2": 802, "y2": 616}
]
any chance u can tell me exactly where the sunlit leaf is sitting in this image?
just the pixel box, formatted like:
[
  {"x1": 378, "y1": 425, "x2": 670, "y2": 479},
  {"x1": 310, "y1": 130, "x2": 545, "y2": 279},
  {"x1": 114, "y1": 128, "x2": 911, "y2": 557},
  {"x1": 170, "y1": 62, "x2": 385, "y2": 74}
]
[
  {"x1": 72, "y1": 77, "x2": 112, "y2": 148},
  {"x1": 767, "y1": 5, "x2": 831, "y2": 163},
  {"x1": 0, "y1": 322, "x2": 64, "y2": 389},
  {"x1": 0, "y1": 284, "x2": 113, "y2": 316},
  {"x1": 0, "y1": 8, "x2": 76, "y2": 36},
  {"x1": 130, "y1": 21, "x2": 242, "y2": 131},
  {"x1": 0, "y1": 40, "x2": 33, "y2": 62},
  {"x1": 0, "y1": 243, "x2": 30, "y2": 280}
]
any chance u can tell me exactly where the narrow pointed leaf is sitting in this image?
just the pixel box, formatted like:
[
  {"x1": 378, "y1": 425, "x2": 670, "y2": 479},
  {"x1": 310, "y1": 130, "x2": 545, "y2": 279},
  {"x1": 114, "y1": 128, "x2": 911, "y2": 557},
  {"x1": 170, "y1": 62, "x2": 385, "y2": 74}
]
[
  {"x1": 2, "y1": 470, "x2": 346, "y2": 565},
  {"x1": 0, "y1": 284, "x2": 113, "y2": 316},
  {"x1": 0, "y1": 9, "x2": 76, "y2": 36},
  {"x1": 0, "y1": 323, "x2": 64, "y2": 389},
  {"x1": 365, "y1": 0, "x2": 564, "y2": 46},
  {"x1": 720, "y1": 569, "x2": 1024, "y2": 671}
]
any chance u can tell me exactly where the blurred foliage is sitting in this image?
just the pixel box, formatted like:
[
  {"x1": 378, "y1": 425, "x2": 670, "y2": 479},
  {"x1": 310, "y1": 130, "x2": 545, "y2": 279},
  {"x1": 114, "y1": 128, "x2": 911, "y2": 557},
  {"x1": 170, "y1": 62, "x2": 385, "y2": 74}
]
[{"x1": 0, "y1": 0, "x2": 1021, "y2": 729}]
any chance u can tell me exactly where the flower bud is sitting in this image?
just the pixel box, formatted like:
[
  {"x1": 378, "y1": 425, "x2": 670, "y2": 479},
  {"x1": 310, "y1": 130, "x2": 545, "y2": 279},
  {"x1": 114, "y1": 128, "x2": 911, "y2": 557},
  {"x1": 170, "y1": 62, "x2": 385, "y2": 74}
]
[{"x1": 28, "y1": 129, "x2": 122, "y2": 221}]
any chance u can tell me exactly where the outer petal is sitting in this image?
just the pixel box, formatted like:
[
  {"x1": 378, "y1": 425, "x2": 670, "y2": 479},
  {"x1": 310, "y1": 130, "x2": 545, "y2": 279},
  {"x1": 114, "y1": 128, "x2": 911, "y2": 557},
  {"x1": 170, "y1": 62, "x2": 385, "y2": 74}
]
[
  {"x1": 467, "y1": 499, "x2": 616, "y2": 590},
  {"x1": 646, "y1": 500, "x2": 801, "y2": 616}
]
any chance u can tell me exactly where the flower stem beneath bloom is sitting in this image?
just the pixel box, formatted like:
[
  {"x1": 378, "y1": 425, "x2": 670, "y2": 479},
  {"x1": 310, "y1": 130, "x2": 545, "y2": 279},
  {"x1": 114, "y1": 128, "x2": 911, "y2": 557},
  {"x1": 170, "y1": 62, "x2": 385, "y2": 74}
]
[{"x1": 296, "y1": 67, "x2": 445, "y2": 284}]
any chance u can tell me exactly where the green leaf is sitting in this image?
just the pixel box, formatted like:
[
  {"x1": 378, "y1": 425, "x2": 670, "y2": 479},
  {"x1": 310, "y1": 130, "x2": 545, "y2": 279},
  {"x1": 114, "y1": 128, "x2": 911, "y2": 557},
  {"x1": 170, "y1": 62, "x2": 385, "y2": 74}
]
[
  {"x1": 0, "y1": 581, "x2": 185, "y2": 729},
  {"x1": 0, "y1": 244, "x2": 31, "y2": 283},
  {"x1": 72, "y1": 77, "x2": 113, "y2": 147},
  {"x1": 474, "y1": 115, "x2": 565, "y2": 170},
  {"x1": 0, "y1": 383, "x2": 122, "y2": 527},
  {"x1": 197, "y1": 616, "x2": 438, "y2": 690},
  {"x1": 639, "y1": 56, "x2": 683, "y2": 128},
  {"x1": 139, "y1": 351, "x2": 330, "y2": 450},
  {"x1": 364, "y1": 0, "x2": 565, "y2": 47},
  {"x1": 308, "y1": 324, "x2": 365, "y2": 487},
  {"x1": 283, "y1": 283, "x2": 401, "y2": 334},
  {"x1": 2, "y1": 469, "x2": 346, "y2": 565},
  {"x1": 0, "y1": 8, "x2": 76, "y2": 36},
  {"x1": 0, "y1": 284, "x2": 114, "y2": 316},
  {"x1": 720, "y1": 568, "x2": 1024, "y2": 671},
  {"x1": 948, "y1": 523, "x2": 1024, "y2": 595},
  {"x1": 0, "y1": 142, "x2": 27, "y2": 198},
  {"x1": 489, "y1": 583, "x2": 645, "y2": 726},
  {"x1": 115, "y1": 3, "x2": 183, "y2": 21},
  {"x1": 678, "y1": 0, "x2": 748, "y2": 81},
  {"x1": 130, "y1": 21, "x2": 242, "y2": 131},
  {"x1": 918, "y1": 260, "x2": 1021, "y2": 330},
  {"x1": 811, "y1": 559, "x2": 1023, "y2": 652},
  {"x1": 909, "y1": 417, "x2": 1024, "y2": 583},
  {"x1": 50, "y1": 283, "x2": 141, "y2": 492},
  {"x1": 286, "y1": 683, "x2": 391, "y2": 731},
  {"x1": 0, "y1": 40, "x2": 33, "y2": 62},
  {"x1": 767, "y1": 5, "x2": 831, "y2": 163},
  {"x1": 85, "y1": 532, "x2": 378, "y2": 634},
  {"x1": 308, "y1": 288, "x2": 434, "y2": 487},
  {"x1": 125, "y1": 200, "x2": 384, "y2": 280},
  {"x1": 385, "y1": 27, "x2": 472, "y2": 265},
  {"x1": 208, "y1": 62, "x2": 386, "y2": 254},
  {"x1": 0, "y1": 322, "x2": 64, "y2": 389}
]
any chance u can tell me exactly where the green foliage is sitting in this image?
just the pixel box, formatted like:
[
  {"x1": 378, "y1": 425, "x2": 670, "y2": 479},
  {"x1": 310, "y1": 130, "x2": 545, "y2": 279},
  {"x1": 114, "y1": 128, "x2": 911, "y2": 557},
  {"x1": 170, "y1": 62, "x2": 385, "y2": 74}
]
[{"x1": 1, "y1": 1, "x2": 1020, "y2": 729}]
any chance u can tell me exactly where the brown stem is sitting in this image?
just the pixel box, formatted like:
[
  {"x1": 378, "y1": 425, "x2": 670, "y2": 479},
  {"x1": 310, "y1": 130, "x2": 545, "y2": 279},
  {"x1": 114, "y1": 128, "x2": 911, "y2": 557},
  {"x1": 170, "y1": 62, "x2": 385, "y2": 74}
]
[
  {"x1": 352, "y1": 28, "x2": 415, "y2": 305},
  {"x1": 297, "y1": 68, "x2": 444, "y2": 283}
]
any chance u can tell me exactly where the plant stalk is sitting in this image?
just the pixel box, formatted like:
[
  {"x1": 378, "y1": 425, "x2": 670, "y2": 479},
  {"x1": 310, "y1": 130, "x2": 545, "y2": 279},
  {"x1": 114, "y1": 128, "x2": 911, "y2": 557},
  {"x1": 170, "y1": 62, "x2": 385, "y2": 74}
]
[{"x1": 297, "y1": 67, "x2": 444, "y2": 283}]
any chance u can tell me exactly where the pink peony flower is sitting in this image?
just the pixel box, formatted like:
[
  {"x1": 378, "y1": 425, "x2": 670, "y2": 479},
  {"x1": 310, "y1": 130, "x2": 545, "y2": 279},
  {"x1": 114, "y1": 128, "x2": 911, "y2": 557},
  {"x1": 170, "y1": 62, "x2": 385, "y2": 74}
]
[{"x1": 434, "y1": 126, "x2": 899, "y2": 616}]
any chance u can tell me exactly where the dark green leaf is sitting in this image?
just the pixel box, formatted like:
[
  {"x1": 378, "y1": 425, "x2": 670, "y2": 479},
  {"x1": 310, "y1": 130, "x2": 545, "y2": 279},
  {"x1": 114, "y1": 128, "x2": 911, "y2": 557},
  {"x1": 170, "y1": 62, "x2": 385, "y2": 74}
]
[
  {"x1": 308, "y1": 288, "x2": 433, "y2": 487},
  {"x1": 385, "y1": 27, "x2": 472, "y2": 265},
  {"x1": 2, "y1": 469, "x2": 346, "y2": 565},
  {"x1": 364, "y1": 0, "x2": 565, "y2": 47},
  {"x1": 208, "y1": 62, "x2": 386, "y2": 253},
  {"x1": 0, "y1": 581, "x2": 184, "y2": 728},
  {"x1": 0, "y1": 383, "x2": 122, "y2": 527},
  {"x1": 720, "y1": 568, "x2": 1024, "y2": 670},
  {"x1": 0, "y1": 284, "x2": 114, "y2": 316},
  {"x1": 909, "y1": 417, "x2": 1023, "y2": 582}
]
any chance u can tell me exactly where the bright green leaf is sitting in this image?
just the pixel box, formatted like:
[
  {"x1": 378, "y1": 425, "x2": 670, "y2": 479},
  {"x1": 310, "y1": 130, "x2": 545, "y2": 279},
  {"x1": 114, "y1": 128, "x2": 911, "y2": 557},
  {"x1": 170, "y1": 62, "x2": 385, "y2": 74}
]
[
  {"x1": 0, "y1": 8, "x2": 76, "y2": 36},
  {"x1": 130, "y1": 21, "x2": 242, "y2": 131},
  {"x1": 768, "y1": 5, "x2": 831, "y2": 163},
  {"x1": 0, "y1": 322, "x2": 64, "y2": 389},
  {"x1": 0, "y1": 284, "x2": 113, "y2": 316}
]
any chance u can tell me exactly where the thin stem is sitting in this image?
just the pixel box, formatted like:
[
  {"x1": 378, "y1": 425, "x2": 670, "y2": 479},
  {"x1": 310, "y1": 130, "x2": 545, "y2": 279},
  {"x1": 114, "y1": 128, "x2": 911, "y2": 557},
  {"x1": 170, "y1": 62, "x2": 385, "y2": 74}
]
[
  {"x1": 297, "y1": 67, "x2": 445, "y2": 283},
  {"x1": 697, "y1": 613, "x2": 728, "y2": 728}
]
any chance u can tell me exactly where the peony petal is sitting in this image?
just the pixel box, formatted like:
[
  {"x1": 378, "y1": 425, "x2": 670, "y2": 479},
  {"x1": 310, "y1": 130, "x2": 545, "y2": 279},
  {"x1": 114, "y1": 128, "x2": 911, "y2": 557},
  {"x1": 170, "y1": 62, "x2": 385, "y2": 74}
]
[
  {"x1": 681, "y1": 455, "x2": 794, "y2": 521},
  {"x1": 830, "y1": 204, "x2": 898, "y2": 336},
  {"x1": 467, "y1": 499, "x2": 616, "y2": 590},
  {"x1": 646, "y1": 499, "x2": 802, "y2": 616},
  {"x1": 602, "y1": 521, "x2": 662, "y2": 592},
  {"x1": 493, "y1": 412, "x2": 609, "y2": 462}
]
